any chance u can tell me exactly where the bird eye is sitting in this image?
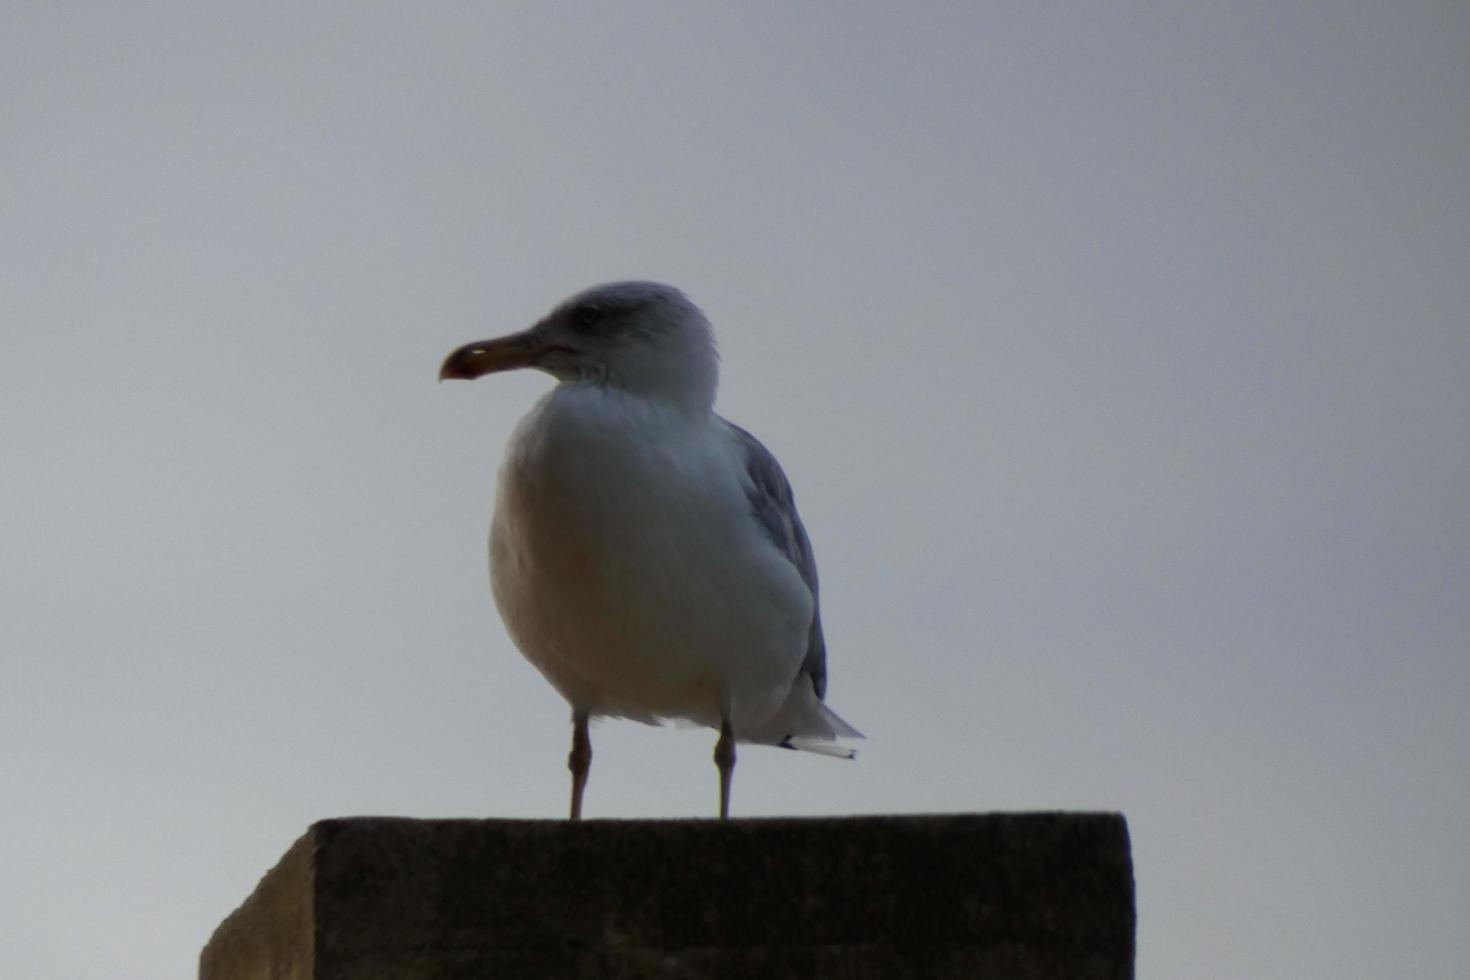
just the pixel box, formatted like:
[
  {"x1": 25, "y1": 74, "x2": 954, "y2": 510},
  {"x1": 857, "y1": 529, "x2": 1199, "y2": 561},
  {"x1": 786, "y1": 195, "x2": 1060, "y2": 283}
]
[{"x1": 570, "y1": 305, "x2": 602, "y2": 332}]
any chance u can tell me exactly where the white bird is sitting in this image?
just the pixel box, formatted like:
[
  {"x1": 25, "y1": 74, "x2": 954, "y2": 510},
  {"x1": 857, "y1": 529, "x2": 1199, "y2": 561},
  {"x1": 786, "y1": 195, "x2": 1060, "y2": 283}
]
[{"x1": 440, "y1": 281, "x2": 862, "y2": 819}]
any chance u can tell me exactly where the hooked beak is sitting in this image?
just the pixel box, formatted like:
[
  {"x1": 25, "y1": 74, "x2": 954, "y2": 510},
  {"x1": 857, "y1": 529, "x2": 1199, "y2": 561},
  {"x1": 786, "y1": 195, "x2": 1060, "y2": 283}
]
[{"x1": 439, "y1": 329, "x2": 549, "y2": 381}]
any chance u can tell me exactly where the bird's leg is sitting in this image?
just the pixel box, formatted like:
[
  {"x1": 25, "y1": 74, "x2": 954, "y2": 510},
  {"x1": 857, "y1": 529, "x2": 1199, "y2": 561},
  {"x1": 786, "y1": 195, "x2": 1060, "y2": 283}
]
[
  {"x1": 568, "y1": 710, "x2": 591, "y2": 821},
  {"x1": 714, "y1": 716, "x2": 736, "y2": 819}
]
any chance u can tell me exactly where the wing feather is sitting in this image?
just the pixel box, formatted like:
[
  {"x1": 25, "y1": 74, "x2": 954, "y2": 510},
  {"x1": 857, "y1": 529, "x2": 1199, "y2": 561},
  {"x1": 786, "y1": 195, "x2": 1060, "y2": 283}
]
[{"x1": 720, "y1": 418, "x2": 828, "y2": 699}]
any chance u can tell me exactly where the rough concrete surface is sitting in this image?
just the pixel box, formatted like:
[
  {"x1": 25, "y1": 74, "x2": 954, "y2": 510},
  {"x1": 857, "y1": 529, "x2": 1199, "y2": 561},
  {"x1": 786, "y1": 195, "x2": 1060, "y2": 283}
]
[{"x1": 200, "y1": 813, "x2": 1134, "y2": 979}]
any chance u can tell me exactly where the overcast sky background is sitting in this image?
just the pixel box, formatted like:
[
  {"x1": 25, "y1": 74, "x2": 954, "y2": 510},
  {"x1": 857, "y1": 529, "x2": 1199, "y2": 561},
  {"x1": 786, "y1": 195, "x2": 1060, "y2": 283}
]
[{"x1": 3, "y1": 4, "x2": 1467, "y2": 978}]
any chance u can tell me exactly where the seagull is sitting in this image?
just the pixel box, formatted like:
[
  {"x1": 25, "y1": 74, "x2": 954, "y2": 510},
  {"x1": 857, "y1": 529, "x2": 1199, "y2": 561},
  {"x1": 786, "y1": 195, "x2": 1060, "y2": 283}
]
[{"x1": 440, "y1": 281, "x2": 862, "y2": 819}]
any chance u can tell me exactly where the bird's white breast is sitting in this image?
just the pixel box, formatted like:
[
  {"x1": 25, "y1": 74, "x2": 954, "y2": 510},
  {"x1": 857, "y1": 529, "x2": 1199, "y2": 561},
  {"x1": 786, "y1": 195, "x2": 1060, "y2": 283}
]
[{"x1": 489, "y1": 385, "x2": 813, "y2": 731}]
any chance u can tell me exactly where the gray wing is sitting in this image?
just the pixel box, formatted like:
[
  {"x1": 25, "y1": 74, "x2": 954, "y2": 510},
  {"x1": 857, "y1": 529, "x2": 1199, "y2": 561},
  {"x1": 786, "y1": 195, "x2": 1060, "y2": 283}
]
[{"x1": 720, "y1": 418, "x2": 828, "y2": 699}]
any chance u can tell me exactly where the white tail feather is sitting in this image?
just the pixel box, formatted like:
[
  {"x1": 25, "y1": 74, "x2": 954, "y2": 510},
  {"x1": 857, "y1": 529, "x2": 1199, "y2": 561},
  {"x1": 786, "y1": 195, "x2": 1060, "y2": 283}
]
[
  {"x1": 743, "y1": 684, "x2": 863, "y2": 757},
  {"x1": 783, "y1": 736, "x2": 859, "y2": 759}
]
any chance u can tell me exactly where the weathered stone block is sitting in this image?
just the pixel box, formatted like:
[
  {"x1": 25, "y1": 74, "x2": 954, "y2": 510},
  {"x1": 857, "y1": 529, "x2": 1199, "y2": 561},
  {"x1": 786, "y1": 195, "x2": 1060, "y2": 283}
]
[{"x1": 201, "y1": 814, "x2": 1134, "y2": 979}]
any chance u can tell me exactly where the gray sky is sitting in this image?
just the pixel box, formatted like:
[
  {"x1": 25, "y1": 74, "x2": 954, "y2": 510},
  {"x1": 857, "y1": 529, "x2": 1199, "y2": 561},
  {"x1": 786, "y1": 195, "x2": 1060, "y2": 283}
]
[{"x1": 3, "y1": 3, "x2": 1467, "y2": 978}]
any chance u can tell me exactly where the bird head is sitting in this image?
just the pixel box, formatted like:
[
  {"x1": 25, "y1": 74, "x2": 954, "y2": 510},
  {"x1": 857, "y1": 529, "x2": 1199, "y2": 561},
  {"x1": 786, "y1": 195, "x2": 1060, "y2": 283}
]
[{"x1": 440, "y1": 281, "x2": 720, "y2": 413}]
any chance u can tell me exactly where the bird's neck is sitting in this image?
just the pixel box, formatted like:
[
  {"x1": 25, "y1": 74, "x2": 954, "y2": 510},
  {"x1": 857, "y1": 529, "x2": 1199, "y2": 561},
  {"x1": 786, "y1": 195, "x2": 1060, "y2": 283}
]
[
  {"x1": 602, "y1": 346, "x2": 719, "y2": 415},
  {"x1": 556, "y1": 379, "x2": 714, "y2": 426}
]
